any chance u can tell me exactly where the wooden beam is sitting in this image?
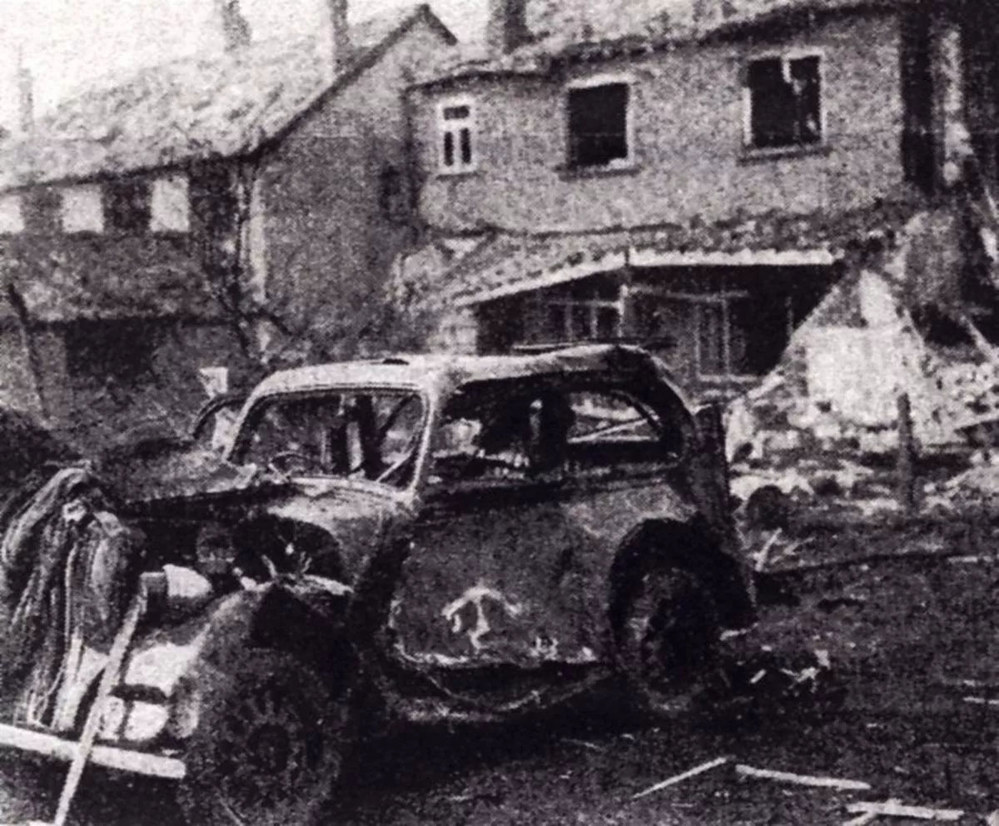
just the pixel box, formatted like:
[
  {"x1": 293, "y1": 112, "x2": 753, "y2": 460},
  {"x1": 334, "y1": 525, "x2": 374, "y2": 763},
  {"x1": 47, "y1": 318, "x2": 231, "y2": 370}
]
[
  {"x1": 632, "y1": 756, "x2": 730, "y2": 799},
  {"x1": 844, "y1": 800, "x2": 964, "y2": 821},
  {"x1": 0, "y1": 723, "x2": 185, "y2": 780},
  {"x1": 736, "y1": 764, "x2": 871, "y2": 791}
]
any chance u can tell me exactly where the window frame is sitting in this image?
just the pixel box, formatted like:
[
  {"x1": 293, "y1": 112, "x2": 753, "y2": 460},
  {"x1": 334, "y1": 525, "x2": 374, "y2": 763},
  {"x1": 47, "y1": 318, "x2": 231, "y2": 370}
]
[
  {"x1": 436, "y1": 95, "x2": 478, "y2": 176},
  {"x1": 692, "y1": 294, "x2": 760, "y2": 382},
  {"x1": 564, "y1": 73, "x2": 636, "y2": 171},
  {"x1": 530, "y1": 280, "x2": 624, "y2": 345},
  {"x1": 742, "y1": 48, "x2": 826, "y2": 155}
]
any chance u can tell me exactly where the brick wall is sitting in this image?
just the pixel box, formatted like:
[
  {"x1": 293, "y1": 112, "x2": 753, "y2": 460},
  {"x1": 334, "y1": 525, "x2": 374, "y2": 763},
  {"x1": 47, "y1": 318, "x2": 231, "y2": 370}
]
[
  {"x1": 414, "y1": 8, "x2": 905, "y2": 232},
  {"x1": 259, "y1": 20, "x2": 449, "y2": 358}
]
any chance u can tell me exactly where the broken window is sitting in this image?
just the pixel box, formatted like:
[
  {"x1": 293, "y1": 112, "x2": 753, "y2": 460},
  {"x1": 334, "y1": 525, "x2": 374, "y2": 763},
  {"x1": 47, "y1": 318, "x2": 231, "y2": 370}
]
[
  {"x1": 63, "y1": 319, "x2": 158, "y2": 384},
  {"x1": 104, "y1": 178, "x2": 151, "y2": 234},
  {"x1": 60, "y1": 184, "x2": 104, "y2": 234},
  {"x1": 150, "y1": 173, "x2": 190, "y2": 233},
  {"x1": 745, "y1": 54, "x2": 822, "y2": 150},
  {"x1": 536, "y1": 278, "x2": 622, "y2": 343},
  {"x1": 437, "y1": 98, "x2": 476, "y2": 173},
  {"x1": 235, "y1": 391, "x2": 424, "y2": 486},
  {"x1": 567, "y1": 82, "x2": 630, "y2": 168}
]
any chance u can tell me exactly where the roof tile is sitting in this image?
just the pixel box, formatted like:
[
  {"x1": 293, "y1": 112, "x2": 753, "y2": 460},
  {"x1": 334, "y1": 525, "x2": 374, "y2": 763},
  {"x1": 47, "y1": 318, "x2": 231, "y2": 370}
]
[{"x1": 0, "y1": 4, "x2": 445, "y2": 190}]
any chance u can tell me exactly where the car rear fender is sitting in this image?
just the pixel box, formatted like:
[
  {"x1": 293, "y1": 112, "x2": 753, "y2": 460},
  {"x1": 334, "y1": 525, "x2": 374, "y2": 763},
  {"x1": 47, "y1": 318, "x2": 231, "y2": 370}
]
[{"x1": 608, "y1": 517, "x2": 756, "y2": 633}]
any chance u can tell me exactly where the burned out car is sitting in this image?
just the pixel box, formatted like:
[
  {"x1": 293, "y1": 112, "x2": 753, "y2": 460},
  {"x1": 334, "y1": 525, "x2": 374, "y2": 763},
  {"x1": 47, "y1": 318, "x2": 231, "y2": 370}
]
[{"x1": 0, "y1": 345, "x2": 755, "y2": 825}]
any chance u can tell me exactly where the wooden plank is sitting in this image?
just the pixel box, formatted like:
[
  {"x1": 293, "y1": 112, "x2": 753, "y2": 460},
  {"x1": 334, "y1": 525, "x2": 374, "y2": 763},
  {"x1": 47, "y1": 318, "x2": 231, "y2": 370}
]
[
  {"x1": 632, "y1": 756, "x2": 730, "y2": 799},
  {"x1": 735, "y1": 764, "x2": 871, "y2": 791},
  {"x1": 844, "y1": 800, "x2": 964, "y2": 821},
  {"x1": 0, "y1": 723, "x2": 185, "y2": 780},
  {"x1": 53, "y1": 580, "x2": 149, "y2": 826}
]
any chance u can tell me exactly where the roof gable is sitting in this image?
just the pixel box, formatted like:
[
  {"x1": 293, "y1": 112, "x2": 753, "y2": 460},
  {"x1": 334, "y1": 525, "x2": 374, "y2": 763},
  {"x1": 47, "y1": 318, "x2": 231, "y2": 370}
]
[{"x1": 0, "y1": 4, "x2": 455, "y2": 190}]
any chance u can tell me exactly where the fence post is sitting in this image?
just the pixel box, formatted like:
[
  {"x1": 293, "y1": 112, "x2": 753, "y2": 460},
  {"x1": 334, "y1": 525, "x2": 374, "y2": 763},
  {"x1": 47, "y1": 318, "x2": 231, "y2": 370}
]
[{"x1": 896, "y1": 392, "x2": 918, "y2": 514}]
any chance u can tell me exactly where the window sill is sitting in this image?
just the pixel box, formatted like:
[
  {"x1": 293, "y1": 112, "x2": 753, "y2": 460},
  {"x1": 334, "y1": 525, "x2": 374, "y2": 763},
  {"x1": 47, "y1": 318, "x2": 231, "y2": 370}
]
[
  {"x1": 738, "y1": 143, "x2": 831, "y2": 164},
  {"x1": 557, "y1": 161, "x2": 641, "y2": 180},
  {"x1": 436, "y1": 167, "x2": 480, "y2": 180}
]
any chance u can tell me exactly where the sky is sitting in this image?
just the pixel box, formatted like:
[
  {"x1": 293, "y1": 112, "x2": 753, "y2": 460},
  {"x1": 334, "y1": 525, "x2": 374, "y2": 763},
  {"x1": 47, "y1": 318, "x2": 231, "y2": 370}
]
[{"x1": 0, "y1": 0, "x2": 488, "y2": 131}]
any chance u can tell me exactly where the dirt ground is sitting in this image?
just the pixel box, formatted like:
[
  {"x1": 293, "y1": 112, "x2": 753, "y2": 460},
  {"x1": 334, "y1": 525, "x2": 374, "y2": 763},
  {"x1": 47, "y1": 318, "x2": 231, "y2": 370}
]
[{"x1": 2, "y1": 518, "x2": 997, "y2": 825}]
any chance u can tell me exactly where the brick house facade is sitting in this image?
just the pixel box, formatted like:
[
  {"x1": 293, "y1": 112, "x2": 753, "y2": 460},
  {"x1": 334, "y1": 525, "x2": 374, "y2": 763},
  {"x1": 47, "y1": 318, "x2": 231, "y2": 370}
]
[
  {"x1": 0, "y1": 4, "x2": 455, "y2": 451},
  {"x1": 398, "y1": 0, "x2": 999, "y2": 408}
]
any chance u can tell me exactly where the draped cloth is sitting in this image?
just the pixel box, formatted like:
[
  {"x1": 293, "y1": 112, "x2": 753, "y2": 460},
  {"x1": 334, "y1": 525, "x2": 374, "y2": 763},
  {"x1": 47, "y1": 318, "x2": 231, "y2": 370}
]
[{"x1": 0, "y1": 467, "x2": 140, "y2": 730}]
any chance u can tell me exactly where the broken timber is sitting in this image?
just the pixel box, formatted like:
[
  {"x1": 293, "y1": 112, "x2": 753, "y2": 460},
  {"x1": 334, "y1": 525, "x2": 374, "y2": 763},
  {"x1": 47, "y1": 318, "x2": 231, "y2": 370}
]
[
  {"x1": 735, "y1": 764, "x2": 871, "y2": 791},
  {"x1": 844, "y1": 800, "x2": 964, "y2": 821},
  {"x1": 0, "y1": 723, "x2": 185, "y2": 779},
  {"x1": 631, "y1": 756, "x2": 730, "y2": 799}
]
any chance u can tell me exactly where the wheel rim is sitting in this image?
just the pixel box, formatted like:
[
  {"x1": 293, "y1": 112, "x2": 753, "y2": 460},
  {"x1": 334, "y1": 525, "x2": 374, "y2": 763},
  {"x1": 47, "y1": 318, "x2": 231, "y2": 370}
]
[
  {"x1": 622, "y1": 571, "x2": 716, "y2": 712},
  {"x1": 210, "y1": 674, "x2": 331, "y2": 824}
]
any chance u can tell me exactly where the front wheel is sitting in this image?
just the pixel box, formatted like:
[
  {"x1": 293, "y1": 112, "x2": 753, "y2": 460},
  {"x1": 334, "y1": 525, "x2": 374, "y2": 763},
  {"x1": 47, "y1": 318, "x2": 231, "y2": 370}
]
[
  {"x1": 614, "y1": 567, "x2": 722, "y2": 717},
  {"x1": 178, "y1": 649, "x2": 349, "y2": 826}
]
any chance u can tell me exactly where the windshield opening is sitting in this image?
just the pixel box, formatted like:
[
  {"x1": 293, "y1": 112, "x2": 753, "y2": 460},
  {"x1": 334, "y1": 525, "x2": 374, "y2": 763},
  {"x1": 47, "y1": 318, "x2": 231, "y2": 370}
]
[{"x1": 234, "y1": 390, "x2": 424, "y2": 488}]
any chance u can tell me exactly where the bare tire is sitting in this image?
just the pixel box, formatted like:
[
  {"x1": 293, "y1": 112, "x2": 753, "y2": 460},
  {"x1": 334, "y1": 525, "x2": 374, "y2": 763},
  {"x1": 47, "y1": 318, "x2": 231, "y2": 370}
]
[
  {"x1": 178, "y1": 649, "x2": 347, "y2": 826},
  {"x1": 614, "y1": 567, "x2": 721, "y2": 717}
]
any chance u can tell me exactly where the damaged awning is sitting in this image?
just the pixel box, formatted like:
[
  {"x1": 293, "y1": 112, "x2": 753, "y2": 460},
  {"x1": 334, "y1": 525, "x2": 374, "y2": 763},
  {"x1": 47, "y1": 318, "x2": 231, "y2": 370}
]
[
  {"x1": 412, "y1": 200, "x2": 917, "y2": 310},
  {"x1": 458, "y1": 247, "x2": 837, "y2": 307}
]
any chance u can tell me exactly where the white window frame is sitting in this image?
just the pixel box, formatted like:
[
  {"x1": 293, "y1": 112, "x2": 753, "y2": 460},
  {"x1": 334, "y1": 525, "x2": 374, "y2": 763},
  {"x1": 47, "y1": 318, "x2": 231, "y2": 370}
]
[
  {"x1": 565, "y1": 73, "x2": 636, "y2": 170},
  {"x1": 150, "y1": 172, "x2": 190, "y2": 233},
  {"x1": 436, "y1": 96, "x2": 477, "y2": 175},
  {"x1": 60, "y1": 184, "x2": 104, "y2": 234},
  {"x1": 692, "y1": 295, "x2": 761, "y2": 382},
  {"x1": 533, "y1": 282, "x2": 624, "y2": 343},
  {"x1": 742, "y1": 48, "x2": 826, "y2": 152},
  {"x1": 0, "y1": 193, "x2": 24, "y2": 234}
]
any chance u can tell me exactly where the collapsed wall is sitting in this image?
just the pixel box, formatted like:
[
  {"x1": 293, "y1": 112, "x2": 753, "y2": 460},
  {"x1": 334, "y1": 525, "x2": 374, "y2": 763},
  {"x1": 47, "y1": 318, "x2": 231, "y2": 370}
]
[{"x1": 727, "y1": 209, "x2": 999, "y2": 463}]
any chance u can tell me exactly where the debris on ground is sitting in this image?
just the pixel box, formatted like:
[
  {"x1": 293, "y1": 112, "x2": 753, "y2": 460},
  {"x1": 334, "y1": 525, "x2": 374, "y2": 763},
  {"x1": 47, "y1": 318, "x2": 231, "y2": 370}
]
[
  {"x1": 734, "y1": 764, "x2": 872, "y2": 791},
  {"x1": 843, "y1": 799, "x2": 965, "y2": 822},
  {"x1": 631, "y1": 756, "x2": 730, "y2": 800}
]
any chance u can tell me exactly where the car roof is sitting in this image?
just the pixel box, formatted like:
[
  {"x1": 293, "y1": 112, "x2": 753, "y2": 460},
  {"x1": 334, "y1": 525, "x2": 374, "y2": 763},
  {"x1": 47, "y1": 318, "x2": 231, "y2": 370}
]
[{"x1": 247, "y1": 344, "x2": 687, "y2": 403}]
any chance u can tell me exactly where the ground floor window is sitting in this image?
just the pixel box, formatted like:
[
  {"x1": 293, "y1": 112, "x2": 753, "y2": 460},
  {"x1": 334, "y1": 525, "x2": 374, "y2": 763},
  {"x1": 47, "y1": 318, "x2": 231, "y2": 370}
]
[
  {"x1": 477, "y1": 267, "x2": 832, "y2": 380},
  {"x1": 533, "y1": 277, "x2": 622, "y2": 344}
]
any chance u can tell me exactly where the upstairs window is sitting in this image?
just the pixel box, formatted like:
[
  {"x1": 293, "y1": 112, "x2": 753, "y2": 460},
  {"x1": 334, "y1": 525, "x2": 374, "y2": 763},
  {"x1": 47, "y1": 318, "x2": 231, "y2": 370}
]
[
  {"x1": 567, "y1": 81, "x2": 631, "y2": 169},
  {"x1": 60, "y1": 184, "x2": 104, "y2": 234},
  {"x1": 0, "y1": 194, "x2": 24, "y2": 234},
  {"x1": 437, "y1": 98, "x2": 476, "y2": 174},
  {"x1": 150, "y1": 173, "x2": 190, "y2": 233},
  {"x1": 745, "y1": 54, "x2": 822, "y2": 150},
  {"x1": 105, "y1": 178, "x2": 151, "y2": 234}
]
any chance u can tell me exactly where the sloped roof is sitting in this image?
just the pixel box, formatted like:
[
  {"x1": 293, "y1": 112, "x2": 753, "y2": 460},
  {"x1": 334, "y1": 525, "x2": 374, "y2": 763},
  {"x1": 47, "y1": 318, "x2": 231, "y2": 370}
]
[
  {"x1": 408, "y1": 199, "x2": 921, "y2": 307},
  {"x1": 419, "y1": 0, "x2": 913, "y2": 84},
  {"x1": 0, "y1": 234, "x2": 215, "y2": 321},
  {"x1": 0, "y1": 4, "x2": 454, "y2": 191}
]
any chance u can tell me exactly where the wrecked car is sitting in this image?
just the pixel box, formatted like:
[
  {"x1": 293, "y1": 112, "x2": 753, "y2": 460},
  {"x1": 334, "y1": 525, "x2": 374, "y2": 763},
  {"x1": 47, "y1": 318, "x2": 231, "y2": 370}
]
[{"x1": 0, "y1": 344, "x2": 755, "y2": 825}]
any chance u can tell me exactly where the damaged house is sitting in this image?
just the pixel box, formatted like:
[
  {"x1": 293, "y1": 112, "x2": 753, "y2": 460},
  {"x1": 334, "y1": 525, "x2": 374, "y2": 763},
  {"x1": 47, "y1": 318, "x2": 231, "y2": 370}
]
[
  {"x1": 397, "y1": 0, "x2": 999, "y2": 450},
  {"x1": 0, "y1": 2, "x2": 455, "y2": 452}
]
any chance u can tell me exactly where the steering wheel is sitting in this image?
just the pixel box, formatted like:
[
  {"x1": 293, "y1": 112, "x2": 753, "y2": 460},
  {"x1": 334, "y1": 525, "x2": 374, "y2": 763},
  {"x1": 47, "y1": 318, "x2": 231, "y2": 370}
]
[{"x1": 267, "y1": 450, "x2": 323, "y2": 476}]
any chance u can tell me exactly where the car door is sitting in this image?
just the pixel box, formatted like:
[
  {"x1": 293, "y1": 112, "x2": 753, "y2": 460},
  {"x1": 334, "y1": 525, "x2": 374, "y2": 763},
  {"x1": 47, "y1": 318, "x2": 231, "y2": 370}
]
[{"x1": 392, "y1": 382, "x2": 597, "y2": 667}]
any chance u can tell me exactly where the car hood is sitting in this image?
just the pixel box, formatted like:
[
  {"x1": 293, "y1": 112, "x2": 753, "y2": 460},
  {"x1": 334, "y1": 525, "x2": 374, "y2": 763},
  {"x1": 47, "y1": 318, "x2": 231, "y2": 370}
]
[{"x1": 266, "y1": 478, "x2": 413, "y2": 558}]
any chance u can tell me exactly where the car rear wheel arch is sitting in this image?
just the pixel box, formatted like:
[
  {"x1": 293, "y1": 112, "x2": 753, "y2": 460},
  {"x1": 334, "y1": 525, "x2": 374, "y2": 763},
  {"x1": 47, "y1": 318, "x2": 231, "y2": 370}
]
[{"x1": 607, "y1": 519, "x2": 729, "y2": 716}]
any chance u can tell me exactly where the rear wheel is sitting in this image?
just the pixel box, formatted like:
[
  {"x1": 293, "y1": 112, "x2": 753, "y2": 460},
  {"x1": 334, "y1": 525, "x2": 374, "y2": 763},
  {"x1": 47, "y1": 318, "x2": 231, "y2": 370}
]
[
  {"x1": 614, "y1": 567, "x2": 721, "y2": 717},
  {"x1": 178, "y1": 650, "x2": 348, "y2": 826}
]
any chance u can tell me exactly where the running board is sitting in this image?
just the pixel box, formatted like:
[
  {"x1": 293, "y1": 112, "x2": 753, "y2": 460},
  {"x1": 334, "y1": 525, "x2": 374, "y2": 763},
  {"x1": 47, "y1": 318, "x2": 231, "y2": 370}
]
[{"x1": 0, "y1": 723, "x2": 185, "y2": 780}]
